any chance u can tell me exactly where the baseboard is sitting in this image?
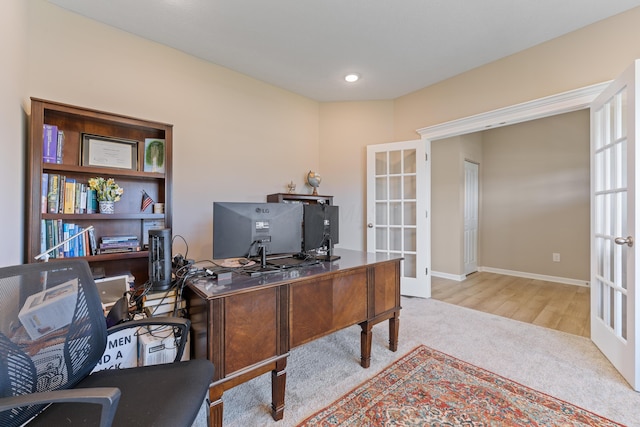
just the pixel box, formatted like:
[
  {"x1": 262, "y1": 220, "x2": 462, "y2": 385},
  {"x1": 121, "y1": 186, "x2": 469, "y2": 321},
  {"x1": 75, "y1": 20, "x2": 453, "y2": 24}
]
[
  {"x1": 478, "y1": 267, "x2": 590, "y2": 287},
  {"x1": 431, "y1": 271, "x2": 466, "y2": 281},
  {"x1": 431, "y1": 267, "x2": 589, "y2": 287}
]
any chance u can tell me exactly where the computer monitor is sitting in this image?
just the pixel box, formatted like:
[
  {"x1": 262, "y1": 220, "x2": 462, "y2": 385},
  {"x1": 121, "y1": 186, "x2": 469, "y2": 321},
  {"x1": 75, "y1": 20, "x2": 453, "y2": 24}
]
[
  {"x1": 213, "y1": 202, "x2": 303, "y2": 261},
  {"x1": 303, "y1": 204, "x2": 339, "y2": 260}
]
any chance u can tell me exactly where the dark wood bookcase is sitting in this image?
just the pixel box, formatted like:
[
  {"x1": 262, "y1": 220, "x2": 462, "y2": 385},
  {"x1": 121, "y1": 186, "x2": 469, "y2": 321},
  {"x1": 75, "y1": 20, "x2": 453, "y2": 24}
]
[
  {"x1": 26, "y1": 98, "x2": 173, "y2": 284},
  {"x1": 266, "y1": 193, "x2": 333, "y2": 205}
]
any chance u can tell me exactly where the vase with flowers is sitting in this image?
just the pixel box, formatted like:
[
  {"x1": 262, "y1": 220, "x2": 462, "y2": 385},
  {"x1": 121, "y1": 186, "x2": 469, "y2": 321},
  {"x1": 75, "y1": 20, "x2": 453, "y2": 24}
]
[{"x1": 88, "y1": 177, "x2": 124, "y2": 214}]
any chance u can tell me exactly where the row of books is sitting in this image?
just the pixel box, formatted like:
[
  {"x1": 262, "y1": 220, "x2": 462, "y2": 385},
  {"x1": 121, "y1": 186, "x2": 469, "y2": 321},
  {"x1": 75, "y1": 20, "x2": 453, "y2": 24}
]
[
  {"x1": 43, "y1": 173, "x2": 98, "y2": 215},
  {"x1": 97, "y1": 235, "x2": 141, "y2": 255},
  {"x1": 43, "y1": 124, "x2": 65, "y2": 164},
  {"x1": 40, "y1": 220, "x2": 97, "y2": 258}
]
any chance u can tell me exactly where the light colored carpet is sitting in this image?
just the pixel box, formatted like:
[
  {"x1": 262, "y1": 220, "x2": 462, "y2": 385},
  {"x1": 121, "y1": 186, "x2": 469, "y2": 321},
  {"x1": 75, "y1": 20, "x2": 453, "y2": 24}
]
[{"x1": 219, "y1": 297, "x2": 639, "y2": 427}]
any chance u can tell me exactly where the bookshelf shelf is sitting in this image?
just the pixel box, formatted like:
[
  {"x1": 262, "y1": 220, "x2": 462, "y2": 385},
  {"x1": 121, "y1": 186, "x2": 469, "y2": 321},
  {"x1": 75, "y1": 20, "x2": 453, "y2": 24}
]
[
  {"x1": 27, "y1": 98, "x2": 173, "y2": 284},
  {"x1": 41, "y1": 251, "x2": 150, "y2": 263},
  {"x1": 266, "y1": 193, "x2": 333, "y2": 205},
  {"x1": 42, "y1": 163, "x2": 165, "y2": 180},
  {"x1": 42, "y1": 213, "x2": 166, "y2": 221}
]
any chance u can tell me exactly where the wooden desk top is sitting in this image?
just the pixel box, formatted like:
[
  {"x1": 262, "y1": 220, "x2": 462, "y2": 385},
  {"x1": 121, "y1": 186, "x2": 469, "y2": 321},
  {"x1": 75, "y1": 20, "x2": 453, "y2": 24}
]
[{"x1": 187, "y1": 249, "x2": 403, "y2": 300}]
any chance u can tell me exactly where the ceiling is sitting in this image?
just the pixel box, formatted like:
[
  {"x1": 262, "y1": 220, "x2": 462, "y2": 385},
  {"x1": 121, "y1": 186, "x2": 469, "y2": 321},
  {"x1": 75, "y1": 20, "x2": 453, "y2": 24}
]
[{"x1": 49, "y1": 0, "x2": 640, "y2": 102}]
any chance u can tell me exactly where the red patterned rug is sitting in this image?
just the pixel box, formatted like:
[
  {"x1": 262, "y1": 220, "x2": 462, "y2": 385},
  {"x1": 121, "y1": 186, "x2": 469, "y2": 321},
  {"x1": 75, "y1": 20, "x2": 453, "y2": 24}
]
[{"x1": 299, "y1": 345, "x2": 624, "y2": 426}]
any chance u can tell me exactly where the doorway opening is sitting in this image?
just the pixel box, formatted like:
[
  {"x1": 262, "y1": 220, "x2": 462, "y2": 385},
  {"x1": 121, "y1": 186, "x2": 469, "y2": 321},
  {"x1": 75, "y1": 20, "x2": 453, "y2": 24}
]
[{"x1": 419, "y1": 82, "x2": 609, "y2": 337}]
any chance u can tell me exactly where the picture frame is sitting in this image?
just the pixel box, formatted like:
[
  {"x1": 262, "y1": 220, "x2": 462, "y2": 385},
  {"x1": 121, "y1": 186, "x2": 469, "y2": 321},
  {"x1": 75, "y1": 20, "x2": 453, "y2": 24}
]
[
  {"x1": 81, "y1": 134, "x2": 138, "y2": 170},
  {"x1": 144, "y1": 138, "x2": 165, "y2": 173}
]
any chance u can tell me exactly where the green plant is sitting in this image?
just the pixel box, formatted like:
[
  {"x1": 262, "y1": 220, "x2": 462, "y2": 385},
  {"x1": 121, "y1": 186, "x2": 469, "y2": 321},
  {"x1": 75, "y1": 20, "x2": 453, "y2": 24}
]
[{"x1": 88, "y1": 177, "x2": 124, "y2": 202}]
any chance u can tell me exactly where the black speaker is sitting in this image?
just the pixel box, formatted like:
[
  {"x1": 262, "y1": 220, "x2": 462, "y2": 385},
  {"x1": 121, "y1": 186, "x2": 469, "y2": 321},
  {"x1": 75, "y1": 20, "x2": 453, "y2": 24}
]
[{"x1": 149, "y1": 228, "x2": 172, "y2": 291}]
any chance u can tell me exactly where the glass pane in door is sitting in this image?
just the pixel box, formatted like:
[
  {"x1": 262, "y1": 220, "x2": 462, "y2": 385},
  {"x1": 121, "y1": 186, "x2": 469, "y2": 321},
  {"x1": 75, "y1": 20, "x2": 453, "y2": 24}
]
[
  {"x1": 373, "y1": 149, "x2": 418, "y2": 278},
  {"x1": 593, "y1": 87, "x2": 628, "y2": 341}
]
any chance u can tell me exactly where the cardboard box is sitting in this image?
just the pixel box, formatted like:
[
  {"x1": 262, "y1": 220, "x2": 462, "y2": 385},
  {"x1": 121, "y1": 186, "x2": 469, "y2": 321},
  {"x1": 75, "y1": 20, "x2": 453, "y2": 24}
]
[{"x1": 18, "y1": 278, "x2": 78, "y2": 340}]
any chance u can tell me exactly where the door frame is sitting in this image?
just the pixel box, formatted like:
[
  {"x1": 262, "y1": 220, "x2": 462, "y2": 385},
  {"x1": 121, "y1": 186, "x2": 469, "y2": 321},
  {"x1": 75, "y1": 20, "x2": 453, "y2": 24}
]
[
  {"x1": 417, "y1": 82, "x2": 609, "y2": 141},
  {"x1": 416, "y1": 82, "x2": 610, "y2": 295},
  {"x1": 463, "y1": 160, "x2": 479, "y2": 275}
]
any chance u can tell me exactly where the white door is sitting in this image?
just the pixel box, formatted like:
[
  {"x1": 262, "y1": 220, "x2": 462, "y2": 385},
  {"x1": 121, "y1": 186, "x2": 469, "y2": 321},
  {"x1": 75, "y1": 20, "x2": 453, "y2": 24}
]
[
  {"x1": 464, "y1": 161, "x2": 479, "y2": 275},
  {"x1": 591, "y1": 59, "x2": 640, "y2": 391},
  {"x1": 366, "y1": 140, "x2": 430, "y2": 298}
]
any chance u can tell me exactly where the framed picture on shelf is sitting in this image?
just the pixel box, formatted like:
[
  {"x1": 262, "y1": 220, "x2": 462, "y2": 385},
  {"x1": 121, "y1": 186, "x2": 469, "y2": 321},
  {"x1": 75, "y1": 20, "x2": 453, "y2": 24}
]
[
  {"x1": 144, "y1": 138, "x2": 165, "y2": 173},
  {"x1": 81, "y1": 134, "x2": 138, "y2": 170}
]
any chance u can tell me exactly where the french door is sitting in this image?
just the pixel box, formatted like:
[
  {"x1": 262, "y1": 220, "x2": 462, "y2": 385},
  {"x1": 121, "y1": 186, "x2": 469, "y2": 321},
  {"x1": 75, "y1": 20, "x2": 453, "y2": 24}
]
[
  {"x1": 591, "y1": 59, "x2": 640, "y2": 391},
  {"x1": 366, "y1": 140, "x2": 429, "y2": 298}
]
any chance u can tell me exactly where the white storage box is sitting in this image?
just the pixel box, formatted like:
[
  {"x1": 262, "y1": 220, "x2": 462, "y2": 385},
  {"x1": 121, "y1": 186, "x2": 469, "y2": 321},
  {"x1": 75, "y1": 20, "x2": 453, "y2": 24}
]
[
  {"x1": 138, "y1": 325, "x2": 190, "y2": 366},
  {"x1": 18, "y1": 278, "x2": 78, "y2": 340}
]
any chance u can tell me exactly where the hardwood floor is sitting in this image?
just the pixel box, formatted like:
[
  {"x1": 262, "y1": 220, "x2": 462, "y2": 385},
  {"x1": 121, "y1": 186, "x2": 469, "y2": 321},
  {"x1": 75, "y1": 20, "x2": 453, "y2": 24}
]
[{"x1": 431, "y1": 272, "x2": 590, "y2": 338}]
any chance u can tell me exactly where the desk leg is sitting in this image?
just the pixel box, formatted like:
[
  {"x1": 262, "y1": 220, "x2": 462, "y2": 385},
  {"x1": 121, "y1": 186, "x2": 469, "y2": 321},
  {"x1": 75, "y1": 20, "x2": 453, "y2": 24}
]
[
  {"x1": 360, "y1": 322, "x2": 372, "y2": 368},
  {"x1": 208, "y1": 386, "x2": 224, "y2": 427},
  {"x1": 389, "y1": 312, "x2": 399, "y2": 352},
  {"x1": 271, "y1": 357, "x2": 287, "y2": 421}
]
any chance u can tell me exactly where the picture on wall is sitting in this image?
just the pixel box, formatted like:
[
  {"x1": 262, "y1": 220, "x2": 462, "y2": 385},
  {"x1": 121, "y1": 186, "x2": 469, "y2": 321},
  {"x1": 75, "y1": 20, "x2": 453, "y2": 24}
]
[{"x1": 144, "y1": 138, "x2": 165, "y2": 173}]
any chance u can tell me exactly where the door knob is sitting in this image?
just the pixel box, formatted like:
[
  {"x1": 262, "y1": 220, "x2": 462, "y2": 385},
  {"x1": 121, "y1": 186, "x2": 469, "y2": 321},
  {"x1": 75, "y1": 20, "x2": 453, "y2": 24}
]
[
  {"x1": 367, "y1": 223, "x2": 373, "y2": 228},
  {"x1": 614, "y1": 236, "x2": 634, "y2": 247}
]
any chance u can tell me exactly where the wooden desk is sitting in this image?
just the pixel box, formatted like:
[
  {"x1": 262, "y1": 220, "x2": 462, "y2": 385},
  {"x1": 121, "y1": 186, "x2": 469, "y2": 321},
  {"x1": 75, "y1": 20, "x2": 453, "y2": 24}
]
[{"x1": 185, "y1": 249, "x2": 402, "y2": 426}]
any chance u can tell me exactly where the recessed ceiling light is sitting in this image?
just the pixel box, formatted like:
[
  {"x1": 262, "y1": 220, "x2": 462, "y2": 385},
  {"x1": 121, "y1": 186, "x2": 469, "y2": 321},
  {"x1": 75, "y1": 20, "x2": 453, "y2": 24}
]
[{"x1": 344, "y1": 73, "x2": 360, "y2": 83}]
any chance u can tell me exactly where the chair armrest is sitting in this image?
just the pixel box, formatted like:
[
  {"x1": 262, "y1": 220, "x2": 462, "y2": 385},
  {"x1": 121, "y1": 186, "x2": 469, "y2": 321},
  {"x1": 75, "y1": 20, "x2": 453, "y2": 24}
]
[
  {"x1": 0, "y1": 387, "x2": 121, "y2": 427},
  {"x1": 107, "y1": 316, "x2": 190, "y2": 362}
]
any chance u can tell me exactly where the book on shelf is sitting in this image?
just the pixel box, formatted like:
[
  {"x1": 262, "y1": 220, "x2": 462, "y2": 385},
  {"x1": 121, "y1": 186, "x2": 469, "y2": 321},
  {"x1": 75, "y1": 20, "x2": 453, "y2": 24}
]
[
  {"x1": 47, "y1": 174, "x2": 59, "y2": 214},
  {"x1": 88, "y1": 227, "x2": 98, "y2": 256},
  {"x1": 77, "y1": 184, "x2": 87, "y2": 214},
  {"x1": 41, "y1": 173, "x2": 49, "y2": 214},
  {"x1": 86, "y1": 189, "x2": 97, "y2": 214},
  {"x1": 56, "y1": 219, "x2": 63, "y2": 257},
  {"x1": 56, "y1": 130, "x2": 64, "y2": 164},
  {"x1": 58, "y1": 175, "x2": 65, "y2": 213},
  {"x1": 99, "y1": 240, "x2": 141, "y2": 249},
  {"x1": 42, "y1": 124, "x2": 58, "y2": 163},
  {"x1": 63, "y1": 178, "x2": 76, "y2": 214},
  {"x1": 101, "y1": 235, "x2": 139, "y2": 244},
  {"x1": 96, "y1": 247, "x2": 140, "y2": 255},
  {"x1": 40, "y1": 219, "x2": 46, "y2": 255}
]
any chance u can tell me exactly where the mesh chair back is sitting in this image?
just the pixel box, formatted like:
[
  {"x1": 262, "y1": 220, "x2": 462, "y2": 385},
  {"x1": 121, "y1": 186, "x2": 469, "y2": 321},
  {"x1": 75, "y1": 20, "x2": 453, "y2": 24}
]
[{"x1": 0, "y1": 260, "x2": 107, "y2": 426}]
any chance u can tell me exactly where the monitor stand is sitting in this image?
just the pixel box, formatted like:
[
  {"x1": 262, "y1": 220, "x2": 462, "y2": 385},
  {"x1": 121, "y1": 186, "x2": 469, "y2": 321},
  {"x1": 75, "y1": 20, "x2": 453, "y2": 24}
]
[
  {"x1": 318, "y1": 238, "x2": 340, "y2": 262},
  {"x1": 247, "y1": 245, "x2": 283, "y2": 277}
]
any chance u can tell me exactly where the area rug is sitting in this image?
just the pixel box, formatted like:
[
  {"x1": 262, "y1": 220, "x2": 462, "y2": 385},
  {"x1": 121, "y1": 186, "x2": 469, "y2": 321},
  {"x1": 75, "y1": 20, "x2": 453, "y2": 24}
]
[{"x1": 298, "y1": 345, "x2": 624, "y2": 426}]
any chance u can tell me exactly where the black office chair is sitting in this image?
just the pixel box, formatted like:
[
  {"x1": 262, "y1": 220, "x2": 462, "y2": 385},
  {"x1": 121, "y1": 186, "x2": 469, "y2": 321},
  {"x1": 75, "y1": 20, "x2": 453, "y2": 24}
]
[{"x1": 0, "y1": 259, "x2": 213, "y2": 426}]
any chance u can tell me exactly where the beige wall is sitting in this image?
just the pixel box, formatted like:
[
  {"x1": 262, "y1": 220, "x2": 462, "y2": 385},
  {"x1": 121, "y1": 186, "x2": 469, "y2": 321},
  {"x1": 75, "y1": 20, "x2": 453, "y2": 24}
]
[
  {"x1": 319, "y1": 101, "x2": 394, "y2": 250},
  {"x1": 432, "y1": 133, "x2": 482, "y2": 276},
  {"x1": 0, "y1": 0, "x2": 27, "y2": 266},
  {"x1": 24, "y1": 0, "x2": 320, "y2": 262},
  {"x1": 432, "y1": 110, "x2": 590, "y2": 282},
  {"x1": 2, "y1": 2, "x2": 640, "y2": 268},
  {"x1": 482, "y1": 110, "x2": 590, "y2": 281},
  {"x1": 393, "y1": 7, "x2": 640, "y2": 140}
]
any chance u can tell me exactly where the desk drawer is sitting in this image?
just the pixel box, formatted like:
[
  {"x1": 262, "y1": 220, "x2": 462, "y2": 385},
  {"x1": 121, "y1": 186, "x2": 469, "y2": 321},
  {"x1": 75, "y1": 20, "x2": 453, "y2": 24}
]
[{"x1": 290, "y1": 270, "x2": 367, "y2": 347}]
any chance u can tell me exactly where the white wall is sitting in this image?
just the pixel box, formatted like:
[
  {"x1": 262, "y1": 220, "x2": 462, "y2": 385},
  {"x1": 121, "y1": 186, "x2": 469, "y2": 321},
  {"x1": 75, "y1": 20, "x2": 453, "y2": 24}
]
[{"x1": 0, "y1": 0, "x2": 27, "y2": 267}]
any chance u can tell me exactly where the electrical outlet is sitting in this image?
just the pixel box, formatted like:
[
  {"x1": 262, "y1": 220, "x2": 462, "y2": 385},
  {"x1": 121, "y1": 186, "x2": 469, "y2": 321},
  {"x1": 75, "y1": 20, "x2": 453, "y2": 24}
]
[{"x1": 552, "y1": 253, "x2": 560, "y2": 262}]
